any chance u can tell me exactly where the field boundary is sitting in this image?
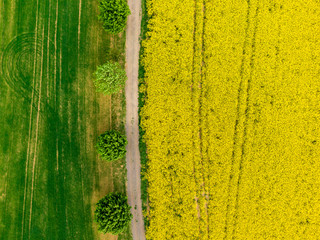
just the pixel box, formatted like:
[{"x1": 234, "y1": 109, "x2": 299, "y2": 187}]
[{"x1": 125, "y1": 0, "x2": 146, "y2": 238}]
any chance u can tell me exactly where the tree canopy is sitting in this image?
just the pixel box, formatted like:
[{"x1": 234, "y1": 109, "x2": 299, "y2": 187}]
[
  {"x1": 94, "y1": 193, "x2": 132, "y2": 235},
  {"x1": 93, "y1": 61, "x2": 127, "y2": 95},
  {"x1": 98, "y1": 0, "x2": 131, "y2": 34},
  {"x1": 96, "y1": 130, "x2": 127, "y2": 162}
]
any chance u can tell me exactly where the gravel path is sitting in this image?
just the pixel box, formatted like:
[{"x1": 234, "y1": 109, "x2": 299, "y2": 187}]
[{"x1": 125, "y1": 0, "x2": 146, "y2": 239}]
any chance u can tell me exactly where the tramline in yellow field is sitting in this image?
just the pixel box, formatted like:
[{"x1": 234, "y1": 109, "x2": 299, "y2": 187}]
[{"x1": 141, "y1": 0, "x2": 320, "y2": 239}]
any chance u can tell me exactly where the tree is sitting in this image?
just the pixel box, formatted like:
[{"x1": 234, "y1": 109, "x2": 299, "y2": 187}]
[
  {"x1": 93, "y1": 62, "x2": 127, "y2": 95},
  {"x1": 96, "y1": 130, "x2": 127, "y2": 161},
  {"x1": 98, "y1": 0, "x2": 131, "y2": 34},
  {"x1": 94, "y1": 193, "x2": 132, "y2": 235}
]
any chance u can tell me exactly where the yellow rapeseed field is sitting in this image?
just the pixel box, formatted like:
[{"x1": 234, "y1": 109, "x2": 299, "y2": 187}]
[{"x1": 141, "y1": 0, "x2": 320, "y2": 239}]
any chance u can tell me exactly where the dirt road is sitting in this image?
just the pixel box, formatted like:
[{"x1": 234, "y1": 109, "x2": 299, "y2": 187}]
[{"x1": 125, "y1": 0, "x2": 146, "y2": 239}]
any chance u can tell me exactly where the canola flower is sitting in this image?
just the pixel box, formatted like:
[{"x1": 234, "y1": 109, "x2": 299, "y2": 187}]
[{"x1": 142, "y1": 0, "x2": 320, "y2": 239}]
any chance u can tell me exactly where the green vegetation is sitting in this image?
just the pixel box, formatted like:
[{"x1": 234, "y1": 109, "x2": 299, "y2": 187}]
[
  {"x1": 138, "y1": 0, "x2": 150, "y2": 228},
  {"x1": 104, "y1": 33, "x2": 131, "y2": 240},
  {"x1": 94, "y1": 61, "x2": 127, "y2": 95},
  {"x1": 94, "y1": 193, "x2": 132, "y2": 235},
  {"x1": 98, "y1": 0, "x2": 131, "y2": 34},
  {"x1": 96, "y1": 130, "x2": 127, "y2": 162},
  {"x1": 0, "y1": 1, "x2": 131, "y2": 239}
]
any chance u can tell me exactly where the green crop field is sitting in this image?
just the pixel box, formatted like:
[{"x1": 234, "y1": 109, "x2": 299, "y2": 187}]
[{"x1": 0, "y1": 0, "x2": 130, "y2": 239}]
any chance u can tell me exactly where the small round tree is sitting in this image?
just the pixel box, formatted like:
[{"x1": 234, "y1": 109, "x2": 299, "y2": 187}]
[
  {"x1": 93, "y1": 62, "x2": 127, "y2": 95},
  {"x1": 94, "y1": 193, "x2": 132, "y2": 235},
  {"x1": 96, "y1": 130, "x2": 127, "y2": 161},
  {"x1": 98, "y1": 0, "x2": 131, "y2": 34}
]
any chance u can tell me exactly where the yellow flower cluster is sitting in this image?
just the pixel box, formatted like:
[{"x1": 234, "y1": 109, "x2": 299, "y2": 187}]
[{"x1": 141, "y1": 0, "x2": 320, "y2": 239}]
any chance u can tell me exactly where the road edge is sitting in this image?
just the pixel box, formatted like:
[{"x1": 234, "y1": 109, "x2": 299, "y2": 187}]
[{"x1": 125, "y1": 0, "x2": 146, "y2": 239}]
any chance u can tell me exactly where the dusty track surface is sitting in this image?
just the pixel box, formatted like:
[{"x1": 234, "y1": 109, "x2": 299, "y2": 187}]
[{"x1": 125, "y1": 0, "x2": 145, "y2": 239}]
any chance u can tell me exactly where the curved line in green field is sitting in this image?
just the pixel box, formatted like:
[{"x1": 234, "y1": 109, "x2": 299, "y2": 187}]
[{"x1": 1, "y1": 33, "x2": 55, "y2": 113}]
